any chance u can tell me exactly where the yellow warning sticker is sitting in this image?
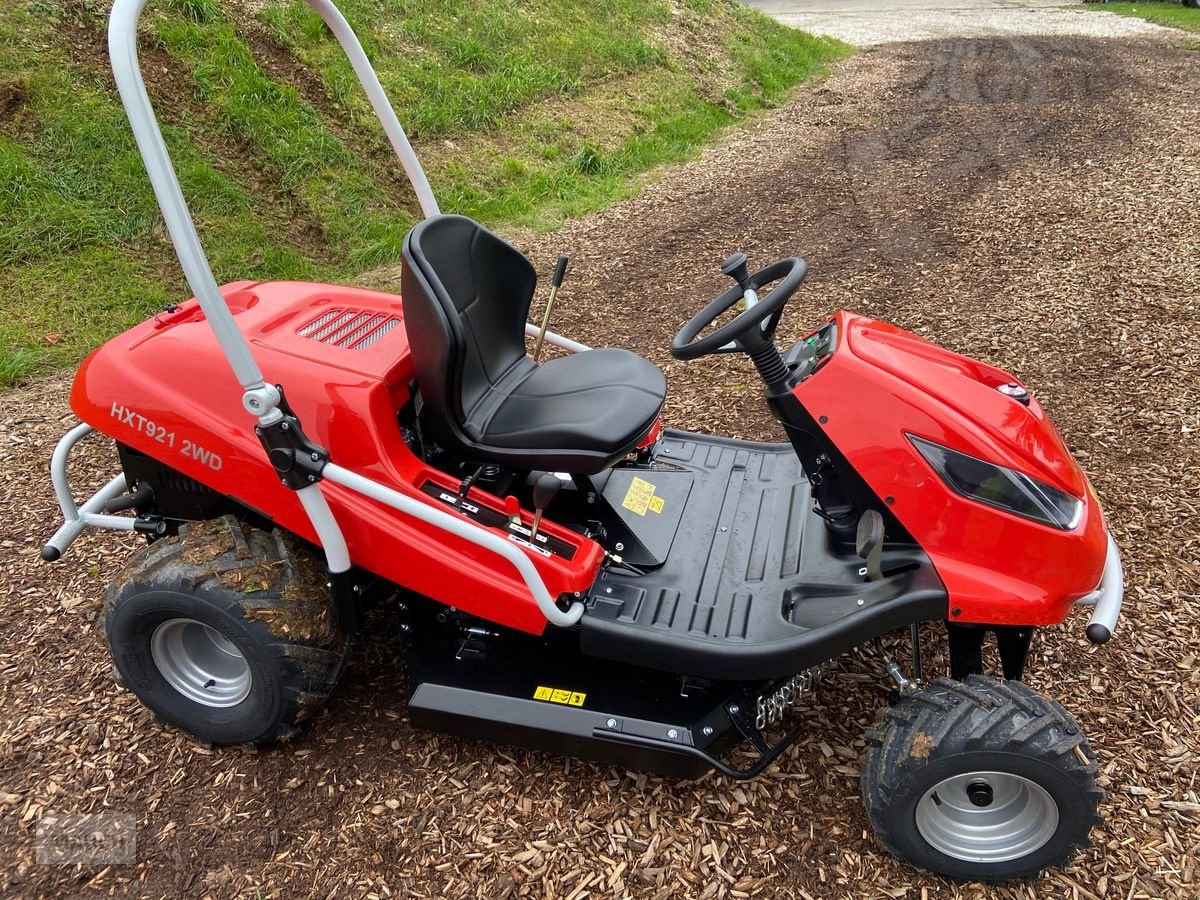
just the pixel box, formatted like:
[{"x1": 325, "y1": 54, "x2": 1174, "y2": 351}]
[
  {"x1": 621, "y1": 476, "x2": 664, "y2": 517},
  {"x1": 533, "y1": 686, "x2": 587, "y2": 706}
]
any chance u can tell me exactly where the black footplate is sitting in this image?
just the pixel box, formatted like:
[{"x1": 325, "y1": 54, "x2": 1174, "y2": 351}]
[{"x1": 581, "y1": 430, "x2": 946, "y2": 680}]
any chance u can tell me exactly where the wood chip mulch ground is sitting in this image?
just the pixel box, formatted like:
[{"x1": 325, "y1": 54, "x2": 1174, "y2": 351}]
[{"x1": 2, "y1": 33, "x2": 1198, "y2": 900}]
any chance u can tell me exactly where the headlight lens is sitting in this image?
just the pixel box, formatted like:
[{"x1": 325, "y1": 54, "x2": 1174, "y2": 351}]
[{"x1": 909, "y1": 435, "x2": 1083, "y2": 530}]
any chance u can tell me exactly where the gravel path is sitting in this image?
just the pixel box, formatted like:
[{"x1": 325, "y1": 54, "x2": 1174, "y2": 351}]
[
  {"x1": 747, "y1": 0, "x2": 1171, "y2": 46},
  {"x1": 4, "y1": 29, "x2": 1200, "y2": 900}
]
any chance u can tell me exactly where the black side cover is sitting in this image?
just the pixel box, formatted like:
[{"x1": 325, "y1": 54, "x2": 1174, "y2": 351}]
[{"x1": 596, "y1": 468, "x2": 694, "y2": 565}]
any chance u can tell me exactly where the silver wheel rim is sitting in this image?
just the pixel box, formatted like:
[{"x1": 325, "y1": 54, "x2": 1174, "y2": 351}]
[
  {"x1": 150, "y1": 618, "x2": 252, "y2": 708},
  {"x1": 915, "y1": 771, "x2": 1059, "y2": 863}
]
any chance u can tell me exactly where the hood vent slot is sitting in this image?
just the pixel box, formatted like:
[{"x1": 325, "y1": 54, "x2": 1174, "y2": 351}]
[{"x1": 297, "y1": 308, "x2": 400, "y2": 350}]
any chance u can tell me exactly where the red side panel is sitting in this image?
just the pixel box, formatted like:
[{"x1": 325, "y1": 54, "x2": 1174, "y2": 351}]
[
  {"x1": 794, "y1": 312, "x2": 1107, "y2": 626},
  {"x1": 71, "y1": 281, "x2": 603, "y2": 634}
]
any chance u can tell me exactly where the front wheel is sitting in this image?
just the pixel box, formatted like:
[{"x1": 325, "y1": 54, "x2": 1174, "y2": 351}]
[{"x1": 862, "y1": 676, "x2": 1103, "y2": 882}]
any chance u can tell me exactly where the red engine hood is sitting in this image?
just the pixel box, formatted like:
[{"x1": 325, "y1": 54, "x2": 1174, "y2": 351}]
[
  {"x1": 68, "y1": 280, "x2": 603, "y2": 634},
  {"x1": 794, "y1": 311, "x2": 1107, "y2": 627},
  {"x1": 847, "y1": 319, "x2": 1085, "y2": 497}
]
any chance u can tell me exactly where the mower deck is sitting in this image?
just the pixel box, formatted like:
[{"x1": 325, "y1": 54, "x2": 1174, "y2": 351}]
[
  {"x1": 403, "y1": 607, "x2": 738, "y2": 778},
  {"x1": 581, "y1": 431, "x2": 947, "y2": 680}
]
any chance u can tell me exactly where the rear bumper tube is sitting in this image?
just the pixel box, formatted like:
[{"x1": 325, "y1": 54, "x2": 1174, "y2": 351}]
[{"x1": 1076, "y1": 533, "x2": 1123, "y2": 644}]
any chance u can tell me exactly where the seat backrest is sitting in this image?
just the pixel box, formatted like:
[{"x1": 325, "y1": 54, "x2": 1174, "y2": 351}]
[{"x1": 401, "y1": 215, "x2": 537, "y2": 452}]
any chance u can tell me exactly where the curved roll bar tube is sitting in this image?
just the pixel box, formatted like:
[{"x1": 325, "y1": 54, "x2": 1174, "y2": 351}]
[
  {"x1": 107, "y1": 0, "x2": 439, "y2": 395},
  {"x1": 103, "y1": 0, "x2": 585, "y2": 627}
]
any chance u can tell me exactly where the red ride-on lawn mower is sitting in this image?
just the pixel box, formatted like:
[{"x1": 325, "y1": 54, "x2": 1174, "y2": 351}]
[{"x1": 44, "y1": 0, "x2": 1123, "y2": 882}]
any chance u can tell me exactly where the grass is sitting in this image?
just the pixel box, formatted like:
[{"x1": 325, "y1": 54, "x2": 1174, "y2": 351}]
[
  {"x1": 0, "y1": 1, "x2": 331, "y2": 383},
  {"x1": 1094, "y1": 2, "x2": 1200, "y2": 34},
  {"x1": 260, "y1": 0, "x2": 671, "y2": 135},
  {"x1": 0, "y1": 0, "x2": 849, "y2": 386}
]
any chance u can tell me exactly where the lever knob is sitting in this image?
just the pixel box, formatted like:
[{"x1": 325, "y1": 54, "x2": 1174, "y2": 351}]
[
  {"x1": 721, "y1": 252, "x2": 751, "y2": 290},
  {"x1": 503, "y1": 494, "x2": 522, "y2": 524},
  {"x1": 532, "y1": 473, "x2": 561, "y2": 511},
  {"x1": 551, "y1": 254, "x2": 569, "y2": 289},
  {"x1": 530, "y1": 473, "x2": 562, "y2": 544}
]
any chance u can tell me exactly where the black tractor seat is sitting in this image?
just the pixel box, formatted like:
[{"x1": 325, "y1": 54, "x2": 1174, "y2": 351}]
[{"x1": 401, "y1": 215, "x2": 666, "y2": 474}]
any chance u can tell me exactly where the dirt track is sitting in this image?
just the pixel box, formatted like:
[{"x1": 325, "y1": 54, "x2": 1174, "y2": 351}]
[{"x1": 3, "y1": 34, "x2": 1200, "y2": 900}]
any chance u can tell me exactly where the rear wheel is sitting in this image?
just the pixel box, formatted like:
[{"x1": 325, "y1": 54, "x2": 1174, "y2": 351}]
[
  {"x1": 105, "y1": 516, "x2": 347, "y2": 745},
  {"x1": 862, "y1": 676, "x2": 1102, "y2": 882}
]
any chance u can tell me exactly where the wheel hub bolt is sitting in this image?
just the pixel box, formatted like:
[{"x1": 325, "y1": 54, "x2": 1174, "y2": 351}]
[{"x1": 966, "y1": 781, "x2": 994, "y2": 807}]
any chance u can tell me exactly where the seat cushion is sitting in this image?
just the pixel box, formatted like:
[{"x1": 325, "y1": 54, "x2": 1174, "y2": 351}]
[{"x1": 470, "y1": 348, "x2": 666, "y2": 461}]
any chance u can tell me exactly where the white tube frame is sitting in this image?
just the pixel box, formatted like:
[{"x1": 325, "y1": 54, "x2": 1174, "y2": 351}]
[
  {"x1": 1074, "y1": 533, "x2": 1124, "y2": 643},
  {"x1": 523, "y1": 324, "x2": 590, "y2": 355},
  {"x1": 43, "y1": 425, "x2": 135, "y2": 560},
  {"x1": 324, "y1": 464, "x2": 583, "y2": 626},
  {"x1": 51, "y1": 0, "x2": 588, "y2": 628}
]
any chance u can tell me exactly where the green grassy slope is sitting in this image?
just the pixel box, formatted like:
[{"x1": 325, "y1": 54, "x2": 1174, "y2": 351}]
[{"x1": 0, "y1": 0, "x2": 849, "y2": 385}]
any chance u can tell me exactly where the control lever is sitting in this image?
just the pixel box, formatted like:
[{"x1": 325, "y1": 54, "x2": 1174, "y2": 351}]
[
  {"x1": 721, "y1": 252, "x2": 759, "y2": 306},
  {"x1": 503, "y1": 494, "x2": 522, "y2": 529},
  {"x1": 856, "y1": 509, "x2": 885, "y2": 582},
  {"x1": 529, "y1": 473, "x2": 561, "y2": 543},
  {"x1": 718, "y1": 252, "x2": 760, "y2": 350},
  {"x1": 533, "y1": 254, "x2": 570, "y2": 362}
]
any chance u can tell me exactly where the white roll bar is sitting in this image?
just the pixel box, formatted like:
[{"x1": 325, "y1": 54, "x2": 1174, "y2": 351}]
[
  {"x1": 99, "y1": 0, "x2": 585, "y2": 626},
  {"x1": 107, "y1": 0, "x2": 439, "y2": 393}
]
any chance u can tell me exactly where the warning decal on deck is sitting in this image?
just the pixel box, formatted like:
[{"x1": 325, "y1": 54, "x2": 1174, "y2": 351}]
[
  {"x1": 621, "y1": 475, "x2": 664, "y2": 516},
  {"x1": 533, "y1": 686, "x2": 586, "y2": 706}
]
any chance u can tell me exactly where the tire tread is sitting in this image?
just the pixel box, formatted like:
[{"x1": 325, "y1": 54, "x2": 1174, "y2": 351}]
[
  {"x1": 861, "y1": 675, "x2": 1102, "y2": 882},
  {"x1": 104, "y1": 516, "x2": 347, "y2": 746}
]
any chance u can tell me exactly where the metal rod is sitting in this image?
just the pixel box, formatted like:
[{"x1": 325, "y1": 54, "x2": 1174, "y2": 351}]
[
  {"x1": 49, "y1": 422, "x2": 96, "y2": 523},
  {"x1": 524, "y1": 323, "x2": 589, "y2": 354},
  {"x1": 1079, "y1": 533, "x2": 1124, "y2": 644},
  {"x1": 107, "y1": 0, "x2": 440, "y2": 397},
  {"x1": 910, "y1": 622, "x2": 923, "y2": 685},
  {"x1": 533, "y1": 255, "x2": 569, "y2": 362},
  {"x1": 532, "y1": 285, "x2": 560, "y2": 362},
  {"x1": 42, "y1": 474, "x2": 133, "y2": 560},
  {"x1": 323, "y1": 463, "x2": 585, "y2": 627},
  {"x1": 295, "y1": 484, "x2": 351, "y2": 574}
]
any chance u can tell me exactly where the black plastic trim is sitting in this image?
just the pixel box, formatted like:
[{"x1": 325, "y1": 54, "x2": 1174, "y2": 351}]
[{"x1": 255, "y1": 386, "x2": 329, "y2": 490}]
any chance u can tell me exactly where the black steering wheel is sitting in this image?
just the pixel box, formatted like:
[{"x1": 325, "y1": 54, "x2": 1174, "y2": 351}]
[{"x1": 670, "y1": 256, "x2": 808, "y2": 360}]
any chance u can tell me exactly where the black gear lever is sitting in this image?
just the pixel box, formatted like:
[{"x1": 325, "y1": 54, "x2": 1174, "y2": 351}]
[
  {"x1": 530, "y1": 472, "x2": 561, "y2": 543},
  {"x1": 721, "y1": 252, "x2": 752, "y2": 291}
]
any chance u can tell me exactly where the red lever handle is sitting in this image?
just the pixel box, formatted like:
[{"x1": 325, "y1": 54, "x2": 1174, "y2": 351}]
[{"x1": 503, "y1": 495, "x2": 522, "y2": 522}]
